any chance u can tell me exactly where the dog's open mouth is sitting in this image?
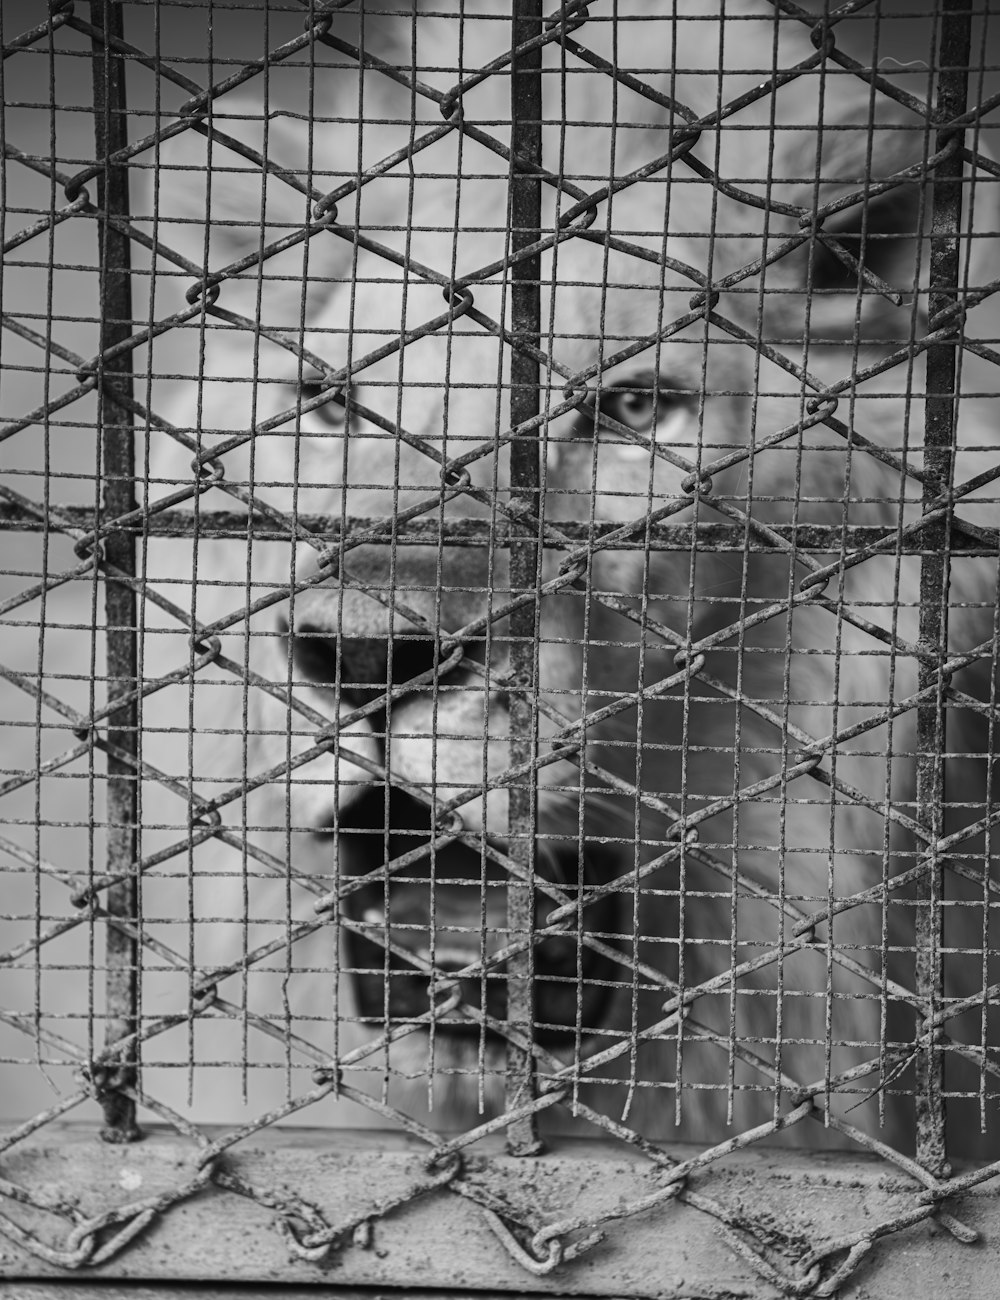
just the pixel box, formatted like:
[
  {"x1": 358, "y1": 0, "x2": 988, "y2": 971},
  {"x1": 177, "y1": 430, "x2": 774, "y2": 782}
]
[{"x1": 333, "y1": 788, "x2": 626, "y2": 1046}]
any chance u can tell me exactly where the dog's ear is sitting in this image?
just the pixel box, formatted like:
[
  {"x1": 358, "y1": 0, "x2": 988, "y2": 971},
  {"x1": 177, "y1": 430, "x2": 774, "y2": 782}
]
[
  {"x1": 145, "y1": 106, "x2": 315, "y2": 260},
  {"x1": 795, "y1": 182, "x2": 927, "y2": 350},
  {"x1": 806, "y1": 185, "x2": 923, "y2": 299},
  {"x1": 135, "y1": 2, "x2": 423, "y2": 298},
  {"x1": 759, "y1": 102, "x2": 930, "y2": 341},
  {"x1": 138, "y1": 98, "x2": 334, "y2": 323},
  {"x1": 804, "y1": 105, "x2": 928, "y2": 310}
]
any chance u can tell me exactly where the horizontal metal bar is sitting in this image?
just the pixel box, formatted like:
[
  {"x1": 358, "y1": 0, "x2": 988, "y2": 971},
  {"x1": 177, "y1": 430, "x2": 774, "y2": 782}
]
[{"x1": 2, "y1": 506, "x2": 997, "y2": 555}]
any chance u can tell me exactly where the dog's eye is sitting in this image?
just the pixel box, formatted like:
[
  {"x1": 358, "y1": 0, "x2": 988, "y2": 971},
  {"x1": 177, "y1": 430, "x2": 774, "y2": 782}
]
[
  {"x1": 590, "y1": 376, "x2": 681, "y2": 437},
  {"x1": 298, "y1": 380, "x2": 346, "y2": 429},
  {"x1": 603, "y1": 387, "x2": 668, "y2": 431}
]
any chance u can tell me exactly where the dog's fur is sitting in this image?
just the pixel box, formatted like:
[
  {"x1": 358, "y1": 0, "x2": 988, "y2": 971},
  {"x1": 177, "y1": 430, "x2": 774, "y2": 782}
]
[{"x1": 144, "y1": 2, "x2": 998, "y2": 1153}]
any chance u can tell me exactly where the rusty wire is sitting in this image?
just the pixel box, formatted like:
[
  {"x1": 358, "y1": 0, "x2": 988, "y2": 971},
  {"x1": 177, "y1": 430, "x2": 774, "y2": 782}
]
[{"x1": 1, "y1": 0, "x2": 999, "y2": 1294}]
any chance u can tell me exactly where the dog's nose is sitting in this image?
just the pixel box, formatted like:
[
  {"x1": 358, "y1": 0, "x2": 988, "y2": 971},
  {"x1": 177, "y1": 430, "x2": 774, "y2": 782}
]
[{"x1": 291, "y1": 625, "x2": 441, "y2": 706}]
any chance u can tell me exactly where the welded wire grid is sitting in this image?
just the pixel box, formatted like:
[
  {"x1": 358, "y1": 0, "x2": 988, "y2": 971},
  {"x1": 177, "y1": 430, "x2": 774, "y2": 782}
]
[{"x1": 1, "y1": 0, "x2": 999, "y2": 1293}]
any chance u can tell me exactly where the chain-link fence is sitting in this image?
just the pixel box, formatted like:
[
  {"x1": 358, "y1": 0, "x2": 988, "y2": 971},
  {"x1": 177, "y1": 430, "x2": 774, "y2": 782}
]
[{"x1": 2, "y1": 0, "x2": 999, "y2": 1294}]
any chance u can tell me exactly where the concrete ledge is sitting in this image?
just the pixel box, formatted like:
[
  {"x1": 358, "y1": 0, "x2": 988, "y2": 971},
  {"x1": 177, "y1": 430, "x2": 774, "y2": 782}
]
[{"x1": 1, "y1": 1125, "x2": 998, "y2": 1298}]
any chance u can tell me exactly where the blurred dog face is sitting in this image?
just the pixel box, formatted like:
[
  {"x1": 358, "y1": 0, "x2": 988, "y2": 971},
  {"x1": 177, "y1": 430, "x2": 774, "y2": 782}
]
[{"x1": 148, "y1": 2, "x2": 998, "y2": 1144}]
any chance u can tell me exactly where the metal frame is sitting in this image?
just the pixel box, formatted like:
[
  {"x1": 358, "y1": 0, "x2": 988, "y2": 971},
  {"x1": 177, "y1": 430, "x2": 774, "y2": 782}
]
[{"x1": 2, "y1": 1, "x2": 999, "y2": 1294}]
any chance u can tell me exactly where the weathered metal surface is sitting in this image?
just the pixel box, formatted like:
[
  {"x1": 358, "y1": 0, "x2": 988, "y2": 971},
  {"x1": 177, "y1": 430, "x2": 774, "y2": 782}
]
[
  {"x1": 505, "y1": 0, "x2": 546, "y2": 1160},
  {"x1": 2, "y1": 506, "x2": 995, "y2": 555},
  {"x1": 0, "y1": 1286, "x2": 585, "y2": 1300},
  {"x1": 2, "y1": 2, "x2": 999, "y2": 1296},
  {"x1": 1, "y1": 1127, "x2": 999, "y2": 1298},
  {"x1": 88, "y1": 0, "x2": 141, "y2": 1146}
]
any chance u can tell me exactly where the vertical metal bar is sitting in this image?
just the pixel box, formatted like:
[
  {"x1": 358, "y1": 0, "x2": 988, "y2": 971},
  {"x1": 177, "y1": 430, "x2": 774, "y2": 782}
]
[
  {"x1": 90, "y1": 0, "x2": 140, "y2": 1143},
  {"x1": 914, "y1": 0, "x2": 971, "y2": 1176},
  {"x1": 505, "y1": 0, "x2": 543, "y2": 1157}
]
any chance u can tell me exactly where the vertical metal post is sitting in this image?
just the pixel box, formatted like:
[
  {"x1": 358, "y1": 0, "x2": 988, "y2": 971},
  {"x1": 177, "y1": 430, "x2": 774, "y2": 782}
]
[
  {"x1": 90, "y1": 0, "x2": 141, "y2": 1143},
  {"x1": 914, "y1": 0, "x2": 971, "y2": 1176},
  {"x1": 505, "y1": 0, "x2": 543, "y2": 1156}
]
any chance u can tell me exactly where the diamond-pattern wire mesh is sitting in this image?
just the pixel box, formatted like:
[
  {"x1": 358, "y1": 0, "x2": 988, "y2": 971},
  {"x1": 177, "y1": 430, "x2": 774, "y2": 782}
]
[{"x1": 1, "y1": 0, "x2": 1000, "y2": 1288}]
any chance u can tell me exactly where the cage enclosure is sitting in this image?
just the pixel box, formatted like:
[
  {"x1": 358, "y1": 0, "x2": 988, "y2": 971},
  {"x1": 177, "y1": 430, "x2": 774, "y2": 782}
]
[{"x1": 1, "y1": 1, "x2": 999, "y2": 1295}]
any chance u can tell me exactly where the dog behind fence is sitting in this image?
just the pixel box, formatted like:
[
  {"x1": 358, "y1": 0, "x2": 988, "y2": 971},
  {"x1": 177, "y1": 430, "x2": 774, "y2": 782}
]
[{"x1": 1, "y1": 0, "x2": 999, "y2": 1291}]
